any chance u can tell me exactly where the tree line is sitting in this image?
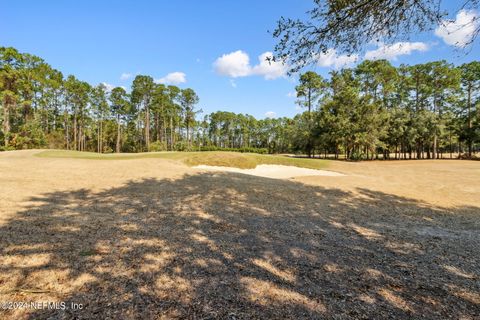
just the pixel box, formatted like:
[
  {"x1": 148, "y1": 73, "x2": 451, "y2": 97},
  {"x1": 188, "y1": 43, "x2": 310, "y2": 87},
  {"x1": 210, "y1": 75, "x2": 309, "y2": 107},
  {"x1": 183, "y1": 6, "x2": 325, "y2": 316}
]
[
  {"x1": 295, "y1": 60, "x2": 480, "y2": 159},
  {"x1": 0, "y1": 47, "x2": 204, "y2": 153},
  {"x1": 1, "y1": 46, "x2": 479, "y2": 159}
]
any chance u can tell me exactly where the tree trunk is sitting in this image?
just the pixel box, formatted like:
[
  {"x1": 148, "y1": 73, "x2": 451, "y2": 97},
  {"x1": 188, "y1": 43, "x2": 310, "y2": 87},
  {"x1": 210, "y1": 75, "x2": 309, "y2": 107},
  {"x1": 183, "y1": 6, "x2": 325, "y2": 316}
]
[
  {"x1": 145, "y1": 106, "x2": 150, "y2": 150},
  {"x1": 170, "y1": 116, "x2": 174, "y2": 150},
  {"x1": 97, "y1": 122, "x2": 100, "y2": 153},
  {"x1": 467, "y1": 85, "x2": 472, "y2": 156},
  {"x1": 79, "y1": 130, "x2": 82, "y2": 151},
  {"x1": 64, "y1": 110, "x2": 69, "y2": 150},
  {"x1": 73, "y1": 111, "x2": 77, "y2": 151},
  {"x1": 116, "y1": 115, "x2": 121, "y2": 153},
  {"x1": 100, "y1": 120, "x2": 103, "y2": 153},
  {"x1": 155, "y1": 112, "x2": 160, "y2": 142},
  {"x1": 432, "y1": 85, "x2": 438, "y2": 160},
  {"x1": 163, "y1": 117, "x2": 167, "y2": 144},
  {"x1": 2, "y1": 97, "x2": 11, "y2": 147}
]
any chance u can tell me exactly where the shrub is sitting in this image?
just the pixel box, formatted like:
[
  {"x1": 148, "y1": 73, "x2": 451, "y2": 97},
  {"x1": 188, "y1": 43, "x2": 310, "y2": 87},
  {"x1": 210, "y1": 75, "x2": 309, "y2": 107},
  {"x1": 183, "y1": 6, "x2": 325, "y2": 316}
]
[
  {"x1": 9, "y1": 121, "x2": 47, "y2": 150},
  {"x1": 46, "y1": 131, "x2": 66, "y2": 149},
  {"x1": 173, "y1": 141, "x2": 189, "y2": 151},
  {"x1": 458, "y1": 153, "x2": 479, "y2": 160},
  {"x1": 0, "y1": 146, "x2": 16, "y2": 152},
  {"x1": 198, "y1": 146, "x2": 268, "y2": 154},
  {"x1": 103, "y1": 147, "x2": 114, "y2": 154},
  {"x1": 149, "y1": 141, "x2": 168, "y2": 152},
  {"x1": 349, "y1": 152, "x2": 366, "y2": 161}
]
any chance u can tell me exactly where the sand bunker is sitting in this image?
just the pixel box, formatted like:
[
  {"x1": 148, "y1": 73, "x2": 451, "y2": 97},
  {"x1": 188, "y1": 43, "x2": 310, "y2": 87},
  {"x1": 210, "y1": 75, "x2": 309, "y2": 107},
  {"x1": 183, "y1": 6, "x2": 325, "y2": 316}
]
[{"x1": 193, "y1": 164, "x2": 345, "y2": 179}]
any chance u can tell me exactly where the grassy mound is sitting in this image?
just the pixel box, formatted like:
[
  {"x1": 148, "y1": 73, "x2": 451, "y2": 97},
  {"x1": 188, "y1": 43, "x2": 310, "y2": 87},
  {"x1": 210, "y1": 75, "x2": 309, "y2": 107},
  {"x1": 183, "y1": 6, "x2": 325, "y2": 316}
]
[{"x1": 36, "y1": 150, "x2": 329, "y2": 170}]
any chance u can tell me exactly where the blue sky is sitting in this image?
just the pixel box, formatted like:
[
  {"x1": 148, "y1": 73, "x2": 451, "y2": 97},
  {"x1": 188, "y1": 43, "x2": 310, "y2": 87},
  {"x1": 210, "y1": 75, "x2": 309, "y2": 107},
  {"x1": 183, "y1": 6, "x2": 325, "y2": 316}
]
[{"x1": 1, "y1": 1, "x2": 479, "y2": 119}]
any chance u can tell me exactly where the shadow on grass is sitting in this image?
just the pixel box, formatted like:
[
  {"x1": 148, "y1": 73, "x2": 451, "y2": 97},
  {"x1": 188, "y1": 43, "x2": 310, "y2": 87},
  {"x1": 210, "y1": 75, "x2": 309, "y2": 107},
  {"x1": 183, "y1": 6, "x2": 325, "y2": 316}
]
[{"x1": 0, "y1": 172, "x2": 479, "y2": 319}]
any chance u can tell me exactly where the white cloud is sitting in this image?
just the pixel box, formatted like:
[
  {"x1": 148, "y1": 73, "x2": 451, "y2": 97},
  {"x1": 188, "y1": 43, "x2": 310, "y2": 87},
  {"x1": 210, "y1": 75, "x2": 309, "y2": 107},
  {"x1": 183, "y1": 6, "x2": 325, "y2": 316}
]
[
  {"x1": 120, "y1": 73, "x2": 132, "y2": 81},
  {"x1": 251, "y1": 52, "x2": 288, "y2": 80},
  {"x1": 316, "y1": 49, "x2": 359, "y2": 69},
  {"x1": 435, "y1": 9, "x2": 479, "y2": 47},
  {"x1": 213, "y1": 50, "x2": 287, "y2": 80},
  {"x1": 101, "y1": 82, "x2": 115, "y2": 92},
  {"x1": 155, "y1": 72, "x2": 187, "y2": 85},
  {"x1": 365, "y1": 42, "x2": 429, "y2": 60},
  {"x1": 229, "y1": 79, "x2": 237, "y2": 88},
  {"x1": 213, "y1": 50, "x2": 252, "y2": 78},
  {"x1": 265, "y1": 111, "x2": 277, "y2": 118}
]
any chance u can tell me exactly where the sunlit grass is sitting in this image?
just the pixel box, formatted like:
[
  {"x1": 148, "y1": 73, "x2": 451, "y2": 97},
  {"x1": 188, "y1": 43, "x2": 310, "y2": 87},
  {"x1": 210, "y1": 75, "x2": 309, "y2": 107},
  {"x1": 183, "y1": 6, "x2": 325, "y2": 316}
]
[
  {"x1": 36, "y1": 150, "x2": 183, "y2": 160},
  {"x1": 36, "y1": 150, "x2": 329, "y2": 169}
]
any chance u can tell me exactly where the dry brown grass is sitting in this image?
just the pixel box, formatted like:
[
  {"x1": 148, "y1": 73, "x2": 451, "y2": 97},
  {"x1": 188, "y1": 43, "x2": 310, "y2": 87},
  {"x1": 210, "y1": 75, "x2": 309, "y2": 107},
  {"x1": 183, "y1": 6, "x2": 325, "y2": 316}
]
[
  {"x1": 0, "y1": 150, "x2": 479, "y2": 319},
  {"x1": 35, "y1": 150, "x2": 330, "y2": 170}
]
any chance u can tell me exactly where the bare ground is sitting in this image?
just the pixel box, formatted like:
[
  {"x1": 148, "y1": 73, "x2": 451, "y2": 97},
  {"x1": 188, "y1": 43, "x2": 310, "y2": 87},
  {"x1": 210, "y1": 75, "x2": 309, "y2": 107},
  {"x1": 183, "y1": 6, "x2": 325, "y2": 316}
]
[
  {"x1": 193, "y1": 164, "x2": 344, "y2": 179},
  {"x1": 0, "y1": 150, "x2": 479, "y2": 319}
]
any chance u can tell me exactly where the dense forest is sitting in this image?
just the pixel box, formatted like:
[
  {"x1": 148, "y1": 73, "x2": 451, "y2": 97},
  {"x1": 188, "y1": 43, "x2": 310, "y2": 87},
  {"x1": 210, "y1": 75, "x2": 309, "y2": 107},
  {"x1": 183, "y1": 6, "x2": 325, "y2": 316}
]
[{"x1": 1, "y1": 46, "x2": 479, "y2": 159}]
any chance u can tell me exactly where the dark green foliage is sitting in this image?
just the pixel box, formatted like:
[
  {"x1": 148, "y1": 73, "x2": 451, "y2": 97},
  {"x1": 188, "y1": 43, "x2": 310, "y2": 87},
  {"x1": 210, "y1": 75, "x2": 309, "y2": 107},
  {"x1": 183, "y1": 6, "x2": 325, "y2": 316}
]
[
  {"x1": 149, "y1": 140, "x2": 168, "y2": 152},
  {"x1": 198, "y1": 146, "x2": 268, "y2": 154},
  {"x1": 12, "y1": 120, "x2": 47, "y2": 149},
  {"x1": 1, "y1": 47, "x2": 479, "y2": 159}
]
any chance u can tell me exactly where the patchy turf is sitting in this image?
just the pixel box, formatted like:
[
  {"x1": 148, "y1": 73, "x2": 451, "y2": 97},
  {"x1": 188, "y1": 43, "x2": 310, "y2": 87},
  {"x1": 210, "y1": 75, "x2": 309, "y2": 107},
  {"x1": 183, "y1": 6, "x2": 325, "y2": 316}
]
[
  {"x1": 36, "y1": 150, "x2": 330, "y2": 169},
  {"x1": 35, "y1": 149, "x2": 185, "y2": 160},
  {"x1": 1, "y1": 150, "x2": 479, "y2": 319}
]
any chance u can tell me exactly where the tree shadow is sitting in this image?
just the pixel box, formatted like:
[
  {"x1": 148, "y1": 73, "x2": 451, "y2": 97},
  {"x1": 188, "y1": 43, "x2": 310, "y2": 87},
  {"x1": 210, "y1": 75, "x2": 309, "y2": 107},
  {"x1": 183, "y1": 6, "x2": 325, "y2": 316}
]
[{"x1": 0, "y1": 172, "x2": 479, "y2": 319}]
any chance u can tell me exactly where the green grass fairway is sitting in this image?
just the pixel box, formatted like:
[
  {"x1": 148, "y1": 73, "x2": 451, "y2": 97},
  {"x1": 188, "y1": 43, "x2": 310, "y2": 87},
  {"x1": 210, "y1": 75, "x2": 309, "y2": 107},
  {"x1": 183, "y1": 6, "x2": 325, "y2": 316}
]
[{"x1": 36, "y1": 150, "x2": 329, "y2": 170}]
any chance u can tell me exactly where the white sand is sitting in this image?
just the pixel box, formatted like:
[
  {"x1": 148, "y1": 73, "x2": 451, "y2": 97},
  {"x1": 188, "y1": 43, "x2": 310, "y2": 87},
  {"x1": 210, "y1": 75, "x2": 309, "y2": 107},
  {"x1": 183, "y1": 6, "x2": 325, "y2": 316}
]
[{"x1": 193, "y1": 164, "x2": 345, "y2": 179}]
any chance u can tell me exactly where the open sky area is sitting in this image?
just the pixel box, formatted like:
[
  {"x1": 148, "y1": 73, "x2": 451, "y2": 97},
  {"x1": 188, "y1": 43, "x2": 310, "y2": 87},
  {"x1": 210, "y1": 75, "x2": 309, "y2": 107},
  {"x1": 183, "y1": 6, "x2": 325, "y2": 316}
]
[{"x1": 2, "y1": 0, "x2": 479, "y2": 119}]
